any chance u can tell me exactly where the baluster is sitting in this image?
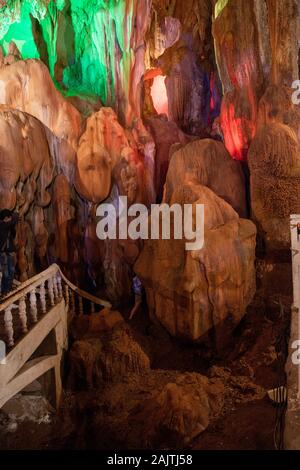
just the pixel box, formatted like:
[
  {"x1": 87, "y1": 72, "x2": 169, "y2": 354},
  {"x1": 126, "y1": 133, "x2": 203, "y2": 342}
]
[
  {"x1": 57, "y1": 273, "x2": 63, "y2": 299},
  {"x1": 78, "y1": 295, "x2": 83, "y2": 316},
  {"x1": 70, "y1": 290, "x2": 75, "y2": 315},
  {"x1": 48, "y1": 277, "x2": 55, "y2": 306},
  {"x1": 39, "y1": 281, "x2": 47, "y2": 313},
  {"x1": 30, "y1": 288, "x2": 38, "y2": 323},
  {"x1": 4, "y1": 306, "x2": 14, "y2": 347},
  {"x1": 18, "y1": 296, "x2": 28, "y2": 333},
  {"x1": 53, "y1": 274, "x2": 59, "y2": 300},
  {"x1": 91, "y1": 301, "x2": 95, "y2": 314},
  {"x1": 64, "y1": 284, "x2": 70, "y2": 310}
]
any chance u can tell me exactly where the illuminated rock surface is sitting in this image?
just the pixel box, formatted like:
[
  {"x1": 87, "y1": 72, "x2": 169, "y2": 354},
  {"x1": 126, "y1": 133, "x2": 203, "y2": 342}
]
[
  {"x1": 249, "y1": 122, "x2": 300, "y2": 250},
  {"x1": 0, "y1": 0, "x2": 298, "y2": 451},
  {"x1": 135, "y1": 181, "x2": 256, "y2": 348},
  {"x1": 164, "y1": 138, "x2": 247, "y2": 216}
]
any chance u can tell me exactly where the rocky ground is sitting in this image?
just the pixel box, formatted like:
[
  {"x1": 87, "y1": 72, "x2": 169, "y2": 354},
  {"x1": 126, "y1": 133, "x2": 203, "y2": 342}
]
[{"x1": 0, "y1": 288, "x2": 291, "y2": 451}]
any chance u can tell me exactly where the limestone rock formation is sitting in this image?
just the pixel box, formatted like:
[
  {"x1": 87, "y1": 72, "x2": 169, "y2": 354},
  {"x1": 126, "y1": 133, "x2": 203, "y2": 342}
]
[
  {"x1": 266, "y1": 0, "x2": 300, "y2": 86},
  {"x1": 0, "y1": 59, "x2": 82, "y2": 178},
  {"x1": 213, "y1": 0, "x2": 266, "y2": 95},
  {"x1": 71, "y1": 309, "x2": 125, "y2": 340},
  {"x1": 68, "y1": 319, "x2": 150, "y2": 389},
  {"x1": 76, "y1": 108, "x2": 134, "y2": 204},
  {"x1": 132, "y1": 373, "x2": 224, "y2": 448},
  {"x1": 145, "y1": 116, "x2": 190, "y2": 201},
  {"x1": 148, "y1": 0, "x2": 221, "y2": 136},
  {"x1": 76, "y1": 107, "x2": 156, "y2": 205},
  {"x1": 164, "y1": 138, "x2": 247, "y2": 217},
  {"x1": 0, "y1": 102, "x2": 84, "y2": 282},
  {"x1": 0, "y1": 57, "x2": 156, "y2": 294},
  {"x1": 213, "y1": 0, "x2": 300, "y2": 161},
  {"x1": 52, "y1": 174, "x2": 74, "y2": 265},
  {"x1": 0, "y1": 105, "x2": 54, "y2": 213},
  {"x1": 135, "y1": 181, "x2": 256, "y2": 348},
  {"x1": 220, "y1": 88, "x2": 257, "y2": 162},
  {"x1": 248, "y1": 122, "x2": 300, "y2": 250},
  {"x1": 257, "y1": 85, "x2": 300, "y2": 136}
]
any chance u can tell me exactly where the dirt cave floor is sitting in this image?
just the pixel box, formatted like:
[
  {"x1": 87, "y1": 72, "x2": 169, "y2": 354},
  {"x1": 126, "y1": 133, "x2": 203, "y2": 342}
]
[{"x1": 0, "y1": 289, "x2": 291, "y2": 451}]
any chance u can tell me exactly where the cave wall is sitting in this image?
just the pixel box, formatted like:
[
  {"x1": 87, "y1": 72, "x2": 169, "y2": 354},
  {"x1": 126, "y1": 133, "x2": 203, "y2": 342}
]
[
  {"x1": 0, "y1": 0, "x2": 299, "y2": 340},
  {"x1": 214, "y1": 0, "x2": 300, "y2": 161}
]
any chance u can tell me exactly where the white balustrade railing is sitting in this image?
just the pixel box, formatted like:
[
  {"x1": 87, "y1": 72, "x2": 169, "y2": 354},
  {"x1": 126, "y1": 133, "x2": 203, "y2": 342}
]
[{"x1": 0, "y1": 264, "x2": 111, "y2": 351}]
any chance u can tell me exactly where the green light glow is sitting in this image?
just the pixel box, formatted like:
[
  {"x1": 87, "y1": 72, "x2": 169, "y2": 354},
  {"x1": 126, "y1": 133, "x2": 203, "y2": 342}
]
[
  {"x1": 215, "y1": 0, "x2": 229, "y2": 19},
  {"x1": 0, "y1": 0, "x2": 42, "y2": 58},
  {"x1": 0, "y1": 0, "x2": 134, "y2": 104}
]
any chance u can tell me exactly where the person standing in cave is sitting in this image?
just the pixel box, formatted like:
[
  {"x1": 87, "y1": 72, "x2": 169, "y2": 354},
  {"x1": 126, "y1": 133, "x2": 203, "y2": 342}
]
[
  {"x1": 129, "y1": 275, "x2": 143, "y2": 320},
  {"x1": 0, "y1": 209, "x2": 19, "y2": 296}
]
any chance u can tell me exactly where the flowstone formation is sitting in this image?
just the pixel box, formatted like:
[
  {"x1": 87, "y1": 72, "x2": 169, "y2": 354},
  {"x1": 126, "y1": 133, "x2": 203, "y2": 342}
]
[
  {"x1": 0, "y1": 0, "x2": 297, "y2": 330},
  {"x1": 0, "y1": 0, "x2": 151, "y2": 125},
  {"x1": 0, "y1": 0, "x2": 299, "y2": 452},
  {"x1": 135, "y1": 177, "x2": 256, "y2": 349}
]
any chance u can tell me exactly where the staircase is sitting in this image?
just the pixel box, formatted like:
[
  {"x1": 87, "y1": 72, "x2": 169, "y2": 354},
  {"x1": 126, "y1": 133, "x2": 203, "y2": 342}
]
[{"x1": 0, "y1": 264, "x2": 111, "y2": 409}]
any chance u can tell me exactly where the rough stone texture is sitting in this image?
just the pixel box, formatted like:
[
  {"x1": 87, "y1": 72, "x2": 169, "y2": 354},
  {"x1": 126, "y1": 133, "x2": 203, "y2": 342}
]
[
  {"x1": 220, "y1": 88, "x2": 257, "y2": 162},
  {"x1": 145, "y1": 115, "x2": 191, "y2": 201},
  {"x1": 0, "y1": 105, "x2": 54, "y2": 211},
  {"x1": 147, "y1": 0, "x2": 221, "y2": 136},
  {"x1": 0, "y1": 59, "x2": 82, "y2": 178},
  {"x1": 75, "y1": 108, "x2": 130, "y2": 204},
  {"x1": 0, "y1": 115, "x2": 84, "y2": 280},
  {"x1": 257, "y1": 85, "x2": 300, "y2": 136},
  {"x1": 213, "y1": 0, "x2": 300, "y2": 161},
  {"x1": 0, "y1": 0, "x2": 298, "y2": 451},
  {"x1": 0, "y1": 56, "x2": 155, "y2": 297},
  {"x1": 68, "y1": 322, "x2": 150, "y2": 389},
  {"x1": 164, "y1": 138, "x2": 247, "y2": 217},
  {"x1": 248, "y1": 122, "x2": 300, "y2": 250},
  {"x1": 59, "y1": 369, "x2": 224, "y2": 449},
  {"x1": 135, "y1": 181, "x2": 256, "y2": 348},
  {"x1": 128, "y1": 373, "x2": 224, "y2": 448},
  {"x1": 213, "y1": 0, "x2": 263, "y2": 161},
  {"x1": 266, "y1": 0, "x2": 300, "y2": 87},
  {"x1": 0, "y1": 1, "x2": 152, "y2": 127},
  {"x1": 70, "y1": 309, "x2": 125, "y2": 340},
  {"x1": 213, "y1": 0, "x2": 266, "y2": 95}
]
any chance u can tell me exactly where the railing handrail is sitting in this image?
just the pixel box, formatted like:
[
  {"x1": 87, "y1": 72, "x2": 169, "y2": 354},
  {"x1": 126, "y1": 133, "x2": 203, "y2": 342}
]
[
  {"x1": 0, "y1": 263, "x2": 111, "y2": 312},
  {"x1": 58, "y1": 268, "x2": 111, "y2": 309}
]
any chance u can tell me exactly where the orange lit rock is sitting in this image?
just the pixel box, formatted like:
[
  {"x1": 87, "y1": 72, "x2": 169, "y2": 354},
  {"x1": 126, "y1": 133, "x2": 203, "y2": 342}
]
[
  {"x1": 135, "y1": 181, "x2": 256, "y2": 348},
  {"x1": 75, "y1": 108, "x2": 155, "y2": 206},
  {"x1": 145, "y1": 116, "x2": 190, "y2": 201},
  {"x1": 0, "y1": 59, "x2": 82, "y2": 178},
  {"x1": 257, "y1": 85, "x2": 300, "y2": 137},
  {"x1": 164, "y1": 138, "x2": 247, "y2": 217},
  {"x1": 213, "y1": 0, "x2": 263, "y2": 160},
  {"x1": 137, "y1": 375, "x2": 224, "y2": 447},
  {"x1": 249, "y1": 122, "x2": 300, "y2": 250},
  {"x1": 0, "y1": 106, "x2": 53, "y2": 212},
  {"x1": 53, "y1": 174, "x2": 74, "y2": 264},
  {"x1": 71, "y1": 309, "x2": 125, "y2": 340},
  {"x1": 68, "y1": 323, "x2": 150, "y2": 389}
]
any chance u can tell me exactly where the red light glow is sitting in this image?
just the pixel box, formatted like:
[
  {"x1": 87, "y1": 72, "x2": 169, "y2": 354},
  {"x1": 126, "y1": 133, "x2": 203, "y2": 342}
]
[
  {"x1": 150, "y1": 75, "x2": 169, "y2": 117},
  {"x1": 221, "y1": 87, "x2": 257, "y2": 161}
]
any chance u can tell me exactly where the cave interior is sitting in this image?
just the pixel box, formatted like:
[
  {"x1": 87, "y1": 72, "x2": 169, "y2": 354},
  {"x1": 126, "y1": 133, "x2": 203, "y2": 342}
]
[{"x1": 0, "y1": 0, "x2": 300, "y2": 451}]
